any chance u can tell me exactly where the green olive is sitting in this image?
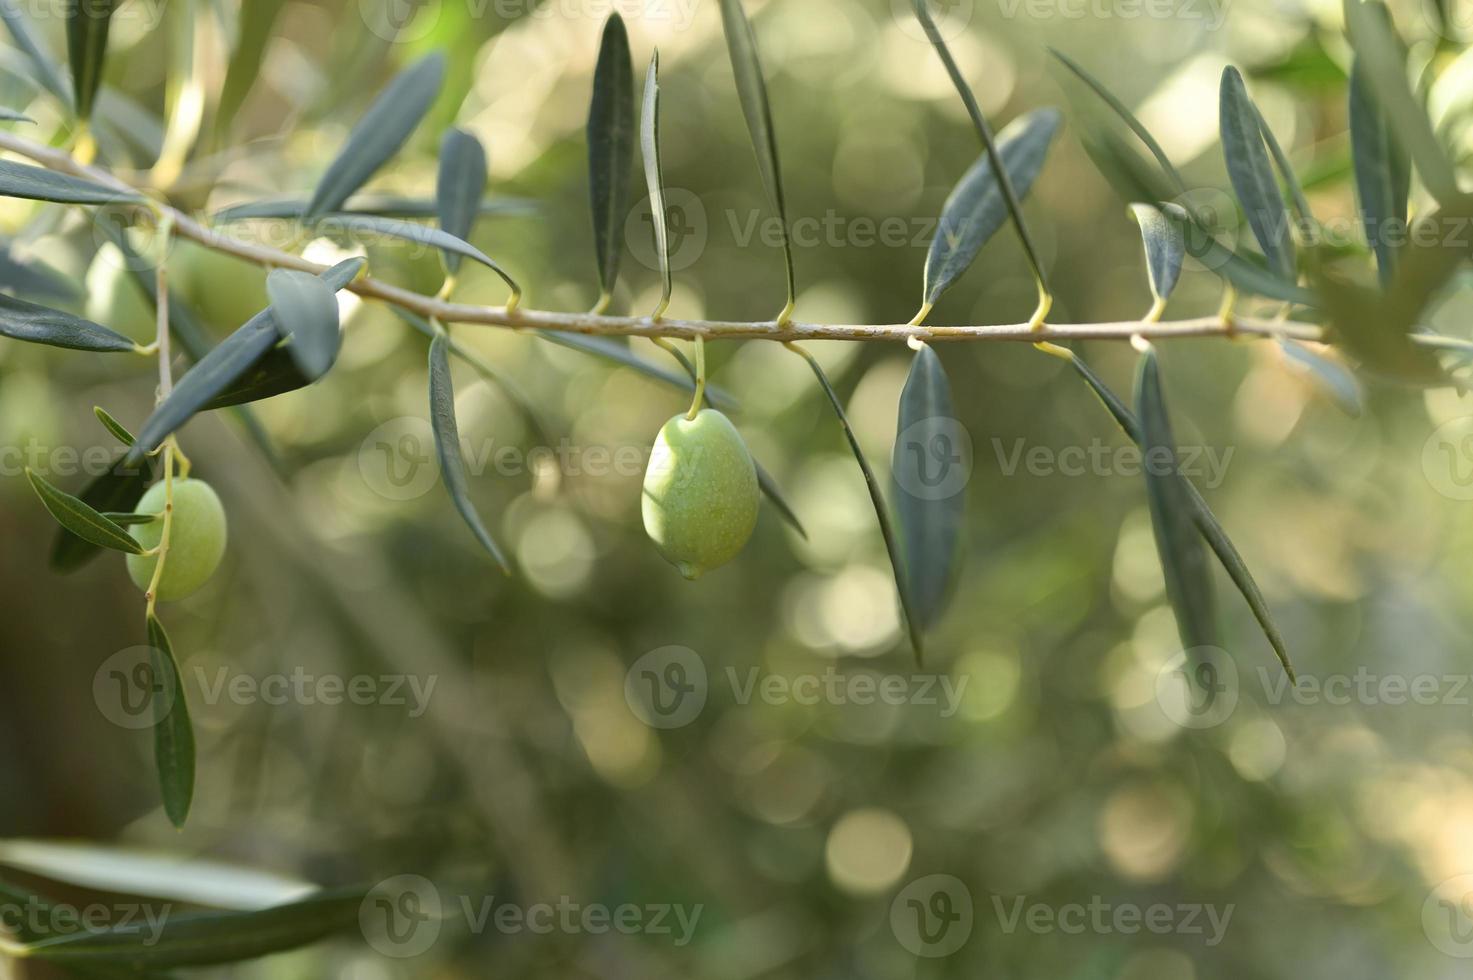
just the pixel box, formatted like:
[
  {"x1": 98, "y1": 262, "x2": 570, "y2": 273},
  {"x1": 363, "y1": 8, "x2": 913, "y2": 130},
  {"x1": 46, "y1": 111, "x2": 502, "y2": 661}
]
[
  {"x1": 126, "y1": 478, "x2": 228, "y2": 601},
  {"x1": 173, "y1": 240, "x2": 270, "y2": 330},
  {"x1": 642, "y1": 409, "x2": 759, "y2": 580}
]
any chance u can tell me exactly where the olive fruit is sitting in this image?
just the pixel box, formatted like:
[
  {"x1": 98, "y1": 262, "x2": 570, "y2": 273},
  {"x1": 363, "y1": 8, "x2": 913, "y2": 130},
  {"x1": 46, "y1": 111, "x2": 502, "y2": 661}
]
[
  {"x1": 642, "y1": 409, "x2": 759, "y2": 580},
  {"x1": 126, "y1": 479, "x2": 228, "y2": 601}
]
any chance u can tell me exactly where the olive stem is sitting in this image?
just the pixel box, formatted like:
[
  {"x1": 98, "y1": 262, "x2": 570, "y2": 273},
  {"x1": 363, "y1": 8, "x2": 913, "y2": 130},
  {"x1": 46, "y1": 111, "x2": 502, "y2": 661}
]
[{"x1": 685, "y1": 335, "x2": 706, "y2": 421}]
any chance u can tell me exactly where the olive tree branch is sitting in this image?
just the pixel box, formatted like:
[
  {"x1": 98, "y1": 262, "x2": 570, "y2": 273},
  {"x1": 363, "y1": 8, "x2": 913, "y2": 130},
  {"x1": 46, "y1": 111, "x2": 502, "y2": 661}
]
[{"x1": 0, "y1": 127, "x2": 1338, "y2": 347}]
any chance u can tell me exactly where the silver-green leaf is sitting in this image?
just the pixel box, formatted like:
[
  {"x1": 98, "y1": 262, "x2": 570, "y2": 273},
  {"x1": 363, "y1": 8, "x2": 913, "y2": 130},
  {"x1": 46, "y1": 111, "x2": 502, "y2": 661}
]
[
  {"x1": 1220, "y1": 67, "x2": 1294, "y2": 281},
  {"x1": 322, "y1": 213, "x2": 519, "y2": 303},
  {"x1": 588, "y1": 13, "x2": 635, "y2": 303},
  {"x1": 1349, "y1": 54, "x2": 1411, "y2": 287},
  {"x1": 437, "y1": 128, "x2": 488, "y2": 276},
  {"x1": 429, "y1": 332, "x2": 510, "y2": 571},
  {"x1": 65, "y1": 0, "x2": 118, "y2": 120},
  {"x1": 0, "y1": 159, "x2": 141, "y2": 204},
  {"x1": 1129, "y1": 202, "x2": 1185, "y2": 303},
  {"x1": 266, "y1": 268, "x2": 341, "y2": 380},
  {"x1": 0, "y1": 291, "x2": 134, "y2": 351},
  {"x1": 0, "y1": 0, "x2": 73, "y2": 111},
  {"x1": 641, "y1": 50, "x2": 670, "y2": 318}
]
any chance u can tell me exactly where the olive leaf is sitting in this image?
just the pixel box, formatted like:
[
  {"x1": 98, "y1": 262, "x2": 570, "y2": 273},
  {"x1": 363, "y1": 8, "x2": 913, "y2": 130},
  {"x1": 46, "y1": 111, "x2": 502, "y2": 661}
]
[
  {"x1": 0, "y1": 291, "x2": 134, "y2": 351},
  {"x1": 49, "y1": 459, "x2": 151, "y2": 571},
  {"x1": 0, "y1": 159, "x2": 141, "y2": 204},
  {"x1": 214, "y1": 195, "x2": 533, "y2": 223},
  {"x1": 266, "y1": 268, "x2": 341, "y2": 380},
  {"x1": 1220, "y1": 67, "x2": 1295, "y2": 281},
  {"x1": 94, "y1": 405, "x2": 135, "y2": 445},
  {"x1": 1136, "y1": 349, "x2": 1217, "y2": 653},
  {"x1": 923, "y1": 108, "x2": 1061, "y2": 310},
  {"x1": 304, "y1": 52, "x2": 446, "y2": 224},
  {"x1": 0, "y1": 0, "x2": 73, "y2": 111},
  {"x1": 1344, "y1": 0, "x2": 1459, "y2": 206},
  {"x1": 916, "y1": 0, "x2": 1048, "y2": 298},
  {"x1": 320, "y1": 213, "x2": 519, "y2": 303},
  {"x1": 437, "y1": 128, "x2": 488, "y2": 277},
  {"x1": 0, "y1": 245, "x2": 78, "y2": 301},
  {"x1": 1349, "y1": 54, "x2": 1411, "y2": 287},
  {"x1": 65, "y1": 0, "x2": 119, "y2": 120},
  {"x1": 641, "y1": 50, "x2": 671, "y2": 318},
  {"x1": 127, "y1": 258, "x2": 365, "y2": 462},
  {"x1": 17, "y1": 886, "x2": 366, "y2": 969},
  {"x1": 429, "y1": 332, "x2": 511, "y2": 571},
  {"x1": 1157, "y1": 204, "x2": 1317, "y2": 307},
  {"x1": 717, "y1": 0, "x2": 794, "y2": 319},
  {"x1": 201, "y1": 346, "x2": 313, "y2": 410},
  {"x1": 588, "y1": 13, "x2": 635, "y2": 304},
  {"x1": 146, "y1": 614, "x2": 194, "y2": 829},
  {"x1": 26, "y1": 468, "x2": 143, "y2": 555},
  {"x1": 0, "y1": 107, "x2": 30, "y2": 123},
  {"x1": 1254, "y1": 102, "x2": 1313, "y2": 230},
  {"x1": 1129, "y1": 203, "x2": 1185, "y2": 303},
  {"x1": 215, "y1": 0, "x2": 287, "y2": 141},
  {"x1": 101, "y1": 512, "x2": 157, "y2": 525},
  {"x1": 536, "y1": 331, "x2": 738, "y2": 411},
  {"x1": 1278, "y1": 339, "x2": 1365, "y2": 416},
  {"x1": 790, "y1": 345, "x2": 925, "y2": 661}
]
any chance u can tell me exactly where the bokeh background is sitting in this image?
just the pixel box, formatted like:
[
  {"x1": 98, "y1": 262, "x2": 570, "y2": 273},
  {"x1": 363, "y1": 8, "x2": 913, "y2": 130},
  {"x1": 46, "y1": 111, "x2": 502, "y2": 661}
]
[{"x1": 2, "y1": 0, "x2": 1473, "y2": 976}]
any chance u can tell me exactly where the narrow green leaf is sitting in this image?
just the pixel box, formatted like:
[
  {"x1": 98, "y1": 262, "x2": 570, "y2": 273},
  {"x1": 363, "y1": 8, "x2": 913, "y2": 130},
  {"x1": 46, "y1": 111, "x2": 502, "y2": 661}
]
[
  {"x1": 65, "y1": 0, "x2": 119, "y2": 120},
  {"x1": 717, "y1": 0, "x2": 794, "y2": 319},
  {"x1": 215, "y1": 0, "x2": 287, "y2": 140},
  {"x1": 0, "y1": 159, "x2": 141, "y2": 204},
  {"x1": 321, "y1": 213, "x2": 519, "y2": 302},
  {"x1": 26, "y1": 468, "x2": 143, "y2": 555},
  {"x1": 266, "y1": 268, "x2": 341, "y2": 380},
  {"x1": 1278, "y1": 339, "x2": 1364, "y2": 416},
  {"x1": 535, "y1": 331, "x2": 739, "y2": 411},
  {"x1": 94, "y1": 405, "x2": 134, "y2": 445},
  {"x1": 1159, "y1": 205, "x2": 1317, "y2": 306},
  {"x1": 891, "y1": 344, "x2": 966, "y2": 633},
  {"x1": 915, "y1": 0, "x2": 1047, "y2": 296},
  {"x1": 0, "y1": 291, "x2": 134, "y2": 351},
  {"x1": 49, "y1": 458, "x2": 151, "y2": 571},
  {"x1": 200, "y1": 346, "x2": 312, "y2": 410},
  {"x1": 588, "y1": 13, "x2": 635, "y2": 303},
  {"x1": 791, "y1": 345, "x2": 924, "y2": 660},
  {"x1": 1253, "y1": 103, "x2": 1313, "y2": 230},
  {"x1": 127, "y1": 258, "x2": 365, "y2": 461},
  {"x1": 19, "y1": 887, "x2": 366, "y2": 969},
  {"x1": 429, "y1": 332, "x2": 510, "y2": 571},
  {"x1": 1220, "y1": 67, "x2": 1295, "y2": 280},
  {"x1": 1135, "y1": 349, "x2": 1217, "y2": 652},
  {"x1": 923, "y1": 108, "x2": 1061, "y2": 309},
  {"x1": 304, "y1": 52, "x2": 446, "y2": 224},
  {"x1": 0, "y1": 245, "x2": 78, "y2": 301},
  {"x1": 1066, "y1": 352, "x2": 1295, "y2": 678},
  {"x1": 0, "y1": 0, "x2": 72, "y2": 111},
  {"x1": 1129, "y1": 203, "x2": 1185, "y2": 303},
  {"x1": 100, "y1": 512, "x2": 158, "y2": 525},
  {"x1": 146, "y1": 614, "x2": 194, "y2": 829},
  {"x1": 1344, "y1": 0, "x2": 1459, "y2": 205},
  {"x1": 213, "y1": 195, "x2": 534, "y2": 223},
  {"x1": 640, "y1": 51, "x2": 670, "y2": 318},
  {"x1": 436, "y1": 128, "x2": 488, "y2": 276},
  {"x1": 1349, "y1": 54, "x2": 1411, "y2": 287}
]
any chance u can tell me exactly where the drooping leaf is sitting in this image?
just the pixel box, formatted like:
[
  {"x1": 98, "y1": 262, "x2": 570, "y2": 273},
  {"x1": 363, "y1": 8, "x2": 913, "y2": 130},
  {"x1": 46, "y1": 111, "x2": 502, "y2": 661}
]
[
  {"x1": 0, "y1": 0, "x2": 73, "y2": 110},
  {"x1": 1349, "y1": 54, "x2": 1411, "y2": 287},
  {"x1": 0, "y1": 291, "x2": 134, "y2": 351},
  {"x1": 1135, "y1": 349, "x2": 1217, "y2": 653},
  {"x1": 94, "y1": 405, "x2": 134, "y2": 445},
  {"x1": 429, "y1": 332, "x2": 510, "y2": 571},
  {"x1": 587, "y1": 13, "x2": 635, "y2": 305},
  {"x1": 49, "y1": 458, "x2": 151, "y2": 571},
  {"x1": 0, "y1": 159, "x2": 141, "y2": 204},
  {"x1": 200, "y1": 346, "x2": 312, "y2": 410},
  {"x1": 1278, "y1": 339, "x2": 1365, "y2": 416},
  {"x1": 1344, "y1": 0, "x2": 1459, "y2": 205},
  {"x1": 65, "y1": 0, "x2": 119, "y2": 120},
  {"x1": 319, "y1": 213, "x2": 519, "y2": 303},
  {"x1": 1129, "y1": 202, "x2": 1185, "y2": 303},
  {"x1": 717, "y1": 0, "x2": 794, "y2": 319},
  {"x1": 213, "y1": 195, "x2": 533, "y2": 223},
  {"x1": 923, "y1": 108, "x2": 1061, "y2": 309},
  {"x1": 266, "y1": 268, "x2": 341, "y2": 380},
  {"x1": 215, "y1": 0, "x2": 287, "y2": 140},
  {"x1": 436, "y1": 128, "x2": 488, "y2": 277},
  {"x1": 641, "y1": 51, "x2": 670, "y2": 318},
  {"x1": 790, "y1": 344, "x2": 924, "y2": 661},
  {"x1": 26, "y1": 468, "x2": 143, "y2": 555},
  {"x1": 891, "y1": 343, "x2": 966, "y2": 633},
  {"x1": 127, "y1": 258, "x2": 365, "y2": 461},
  {"x1": 303, "y1": 52, "x2": 446, "y2": 224},
  {"x1": 1220, "y1": 67, "x2": 1295, "y2": 280},
  {"x1": 146, "y1": 614, "x2": 194, "y2": 829}
]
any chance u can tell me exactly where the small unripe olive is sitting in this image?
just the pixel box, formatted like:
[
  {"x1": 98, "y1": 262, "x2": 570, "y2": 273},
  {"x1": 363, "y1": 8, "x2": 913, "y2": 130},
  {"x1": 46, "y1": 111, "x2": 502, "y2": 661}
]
[
  {"x1": 642, "y1": 409, "x2": 759, "y2": 580},
  {"x1": 126, "y1": 478, "x2": 228, "y2": 601}
]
